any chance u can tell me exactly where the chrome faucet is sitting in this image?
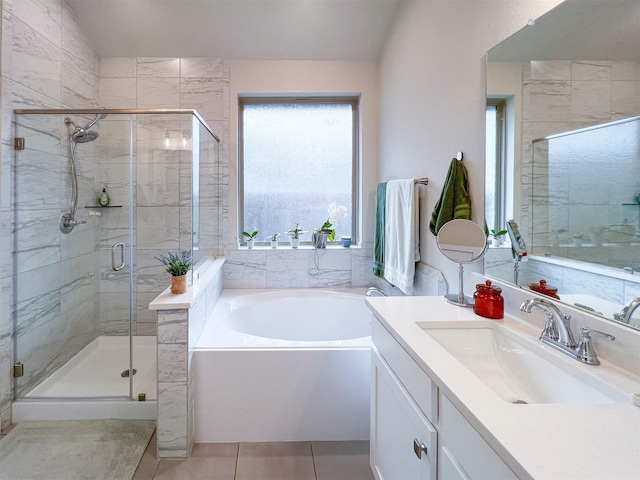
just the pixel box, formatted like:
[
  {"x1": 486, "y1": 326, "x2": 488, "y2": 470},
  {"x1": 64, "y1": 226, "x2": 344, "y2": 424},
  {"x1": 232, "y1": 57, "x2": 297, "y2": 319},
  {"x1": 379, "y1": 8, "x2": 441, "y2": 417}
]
[
  {"x1": 365, "y1": 286, "x2": 387, "y2": 297},
  {"x1": 519, "y1": 297, "x2": 576, "y2": 347},
  {"x1": 613, "y1": 297, "x2": 640, "y2": 324},
  {"x1": 519, "y1": 297, "x2": 615, "y2": 365}
]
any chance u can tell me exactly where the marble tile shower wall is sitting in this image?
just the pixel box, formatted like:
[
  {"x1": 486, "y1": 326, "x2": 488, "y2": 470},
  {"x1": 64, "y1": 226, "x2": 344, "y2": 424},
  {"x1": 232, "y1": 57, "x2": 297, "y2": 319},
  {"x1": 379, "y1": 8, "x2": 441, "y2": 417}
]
[
  {"x1": 98, "y1": 57, "x2": 229, "y2": 335},
  {"x1": 520, "y1": 60, "x2": 640, "y2": 243},
  {"x1": 0, "y1": 0, "x2": 100, "y2": 429}
]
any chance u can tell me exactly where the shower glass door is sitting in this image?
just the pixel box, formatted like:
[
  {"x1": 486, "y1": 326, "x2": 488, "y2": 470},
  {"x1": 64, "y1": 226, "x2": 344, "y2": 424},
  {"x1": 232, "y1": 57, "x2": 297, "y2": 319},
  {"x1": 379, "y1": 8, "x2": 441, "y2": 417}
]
[{"x1": 13, "y1": 111, "x2": 135, "y2": 401}]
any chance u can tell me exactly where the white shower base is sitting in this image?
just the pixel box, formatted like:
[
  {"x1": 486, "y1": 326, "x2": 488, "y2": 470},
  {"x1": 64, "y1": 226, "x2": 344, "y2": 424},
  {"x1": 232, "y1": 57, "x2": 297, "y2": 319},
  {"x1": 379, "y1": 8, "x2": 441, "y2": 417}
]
[{"x1": 13, "y1": 335, "x2": 157, "y2": 421}]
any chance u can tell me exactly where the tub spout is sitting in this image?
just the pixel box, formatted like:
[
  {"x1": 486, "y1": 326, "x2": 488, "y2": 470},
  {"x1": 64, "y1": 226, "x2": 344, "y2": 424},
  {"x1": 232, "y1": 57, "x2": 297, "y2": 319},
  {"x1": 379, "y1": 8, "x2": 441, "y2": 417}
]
[{"x1": 365, "y1": 287, "x2": 386, "y2": 297}]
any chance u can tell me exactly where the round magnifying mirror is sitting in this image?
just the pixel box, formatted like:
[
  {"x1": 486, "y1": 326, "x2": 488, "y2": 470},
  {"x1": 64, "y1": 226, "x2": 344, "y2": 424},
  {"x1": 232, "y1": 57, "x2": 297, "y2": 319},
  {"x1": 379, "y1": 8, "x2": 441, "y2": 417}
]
[{"x1": 436, "y1": 219, "x2": 488, "y2": 306}]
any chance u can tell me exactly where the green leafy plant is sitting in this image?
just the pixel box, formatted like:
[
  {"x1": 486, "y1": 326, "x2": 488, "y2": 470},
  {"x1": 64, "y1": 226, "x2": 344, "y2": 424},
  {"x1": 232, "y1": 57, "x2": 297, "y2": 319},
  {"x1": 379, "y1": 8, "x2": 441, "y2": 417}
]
[
  {"x1": 268, "y1": 233, "x2": 280, "y2": 241},
  {"x1": 155, "y1": 249, "x2": 192, "y2": 276},
  {"x1": 242, "y1": 230, "x2": 258, "y2": 240},
  {"x1": 286, "y1": 223, "x2": 306, "y2": 239},
  {"x1": 490, "y1": 228, "x2": 507, "y2": 238}
]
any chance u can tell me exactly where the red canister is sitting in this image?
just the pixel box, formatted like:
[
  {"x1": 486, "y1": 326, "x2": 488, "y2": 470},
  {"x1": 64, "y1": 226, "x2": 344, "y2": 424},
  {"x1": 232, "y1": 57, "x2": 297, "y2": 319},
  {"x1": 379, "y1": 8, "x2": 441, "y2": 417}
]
[
  {"x1": 529, "y1": 279, "x2": 560, "y2": 299},
  {"x1": 473, "y1": 280, "x2": 504, "y2": 319}
]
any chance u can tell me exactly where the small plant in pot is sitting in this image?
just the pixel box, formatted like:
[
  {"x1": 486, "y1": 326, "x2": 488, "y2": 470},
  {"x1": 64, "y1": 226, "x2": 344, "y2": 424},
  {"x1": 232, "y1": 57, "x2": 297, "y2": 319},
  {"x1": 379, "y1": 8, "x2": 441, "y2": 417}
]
[
  {"x1": 490, "y1": 228, "x2": 507, "y2": 247},
  {"x1": 313, "y1": 202, "x2": 347, "y2": 249},
  {"x1": 242, "y1": 230, "x2": 258, "y2": 249},
  {"x1": 286, "y1": 223, "x2": 306, "y2": 248},
  {"x1": 155, "y1": 249, "x2": 192, "y2": 294},
  {"x1": 268, "y1": 233, "x2": 280, "y2": 249}
]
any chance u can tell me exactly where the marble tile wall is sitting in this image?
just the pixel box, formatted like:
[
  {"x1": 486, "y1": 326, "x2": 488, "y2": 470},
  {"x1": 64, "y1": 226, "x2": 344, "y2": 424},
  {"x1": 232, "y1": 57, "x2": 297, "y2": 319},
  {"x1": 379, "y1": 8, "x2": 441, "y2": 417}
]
[
  {"x1": 223, "y1": 243, "x2": 376, "y2": 289},
  {"x1": 520, "y1": 60, "x2": 640, "y2": 245},
  {"x1": 0, "y1": 0, "x2": 100, "y2": 428},
  {"x1": 156, "y1": 260, "x2": 224, "y2": 458},
  {"x1": 99, "y1": 57, "x2": 229, "y2": 336}
]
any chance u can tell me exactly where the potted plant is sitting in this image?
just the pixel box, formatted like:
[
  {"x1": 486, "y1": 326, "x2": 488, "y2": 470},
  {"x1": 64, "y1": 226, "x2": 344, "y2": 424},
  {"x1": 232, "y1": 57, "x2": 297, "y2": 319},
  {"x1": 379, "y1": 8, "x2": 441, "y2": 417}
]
[
  {"x1": 313, "y1": 202, "x2": 347, "y2": 249},
  {"x1": 155, "y1": 249, "x2": 192, "y2": 294},
  {"x1": 286, "y1": 223, "x2": 306, "y2": 249},
  {"x1": 268, "y1": 233, "x2": 280, "y2": 249},
  {"x1": 490, "y1": 228, "x2": 507, "y2": 247},
  {"x1": 242, "y1": 230, "x2": 258, "y2": 249}
]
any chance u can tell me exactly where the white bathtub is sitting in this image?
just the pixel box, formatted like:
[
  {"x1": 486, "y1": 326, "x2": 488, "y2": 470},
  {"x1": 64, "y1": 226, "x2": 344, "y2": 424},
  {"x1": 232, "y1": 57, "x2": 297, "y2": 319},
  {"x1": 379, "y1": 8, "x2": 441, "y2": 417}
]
[{"x1": 194, "y1": 288, "x2": 372, "y2": 443}]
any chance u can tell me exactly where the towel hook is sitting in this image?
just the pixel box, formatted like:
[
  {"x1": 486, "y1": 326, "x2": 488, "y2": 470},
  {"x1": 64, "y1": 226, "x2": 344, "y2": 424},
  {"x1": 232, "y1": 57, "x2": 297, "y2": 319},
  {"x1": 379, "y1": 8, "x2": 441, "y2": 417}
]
[{"x1": 455, "y1": 151, "x2": 463, "y2": 161}]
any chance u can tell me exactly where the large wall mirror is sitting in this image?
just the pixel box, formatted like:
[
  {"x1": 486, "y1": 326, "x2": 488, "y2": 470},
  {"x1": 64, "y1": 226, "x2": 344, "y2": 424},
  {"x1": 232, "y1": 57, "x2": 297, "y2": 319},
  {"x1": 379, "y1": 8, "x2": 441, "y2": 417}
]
[{"x1": 484, "y1": 0, "x2": 640, "y2": 330}]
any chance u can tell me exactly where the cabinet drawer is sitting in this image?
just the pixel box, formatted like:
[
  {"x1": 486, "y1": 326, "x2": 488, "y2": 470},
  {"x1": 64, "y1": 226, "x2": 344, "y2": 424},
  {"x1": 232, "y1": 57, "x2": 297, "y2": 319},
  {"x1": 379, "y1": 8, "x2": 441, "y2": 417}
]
[{"x1": 372, "y1": 318, "x2": 437, "y2": 422}]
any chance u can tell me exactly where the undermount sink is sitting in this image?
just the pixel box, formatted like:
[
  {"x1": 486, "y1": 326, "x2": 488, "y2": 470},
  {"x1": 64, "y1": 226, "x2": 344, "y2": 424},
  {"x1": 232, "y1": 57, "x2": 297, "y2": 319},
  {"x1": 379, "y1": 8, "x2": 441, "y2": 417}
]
[{"x1": 419, "y1": 321, "x2": 625, "y2": 405}]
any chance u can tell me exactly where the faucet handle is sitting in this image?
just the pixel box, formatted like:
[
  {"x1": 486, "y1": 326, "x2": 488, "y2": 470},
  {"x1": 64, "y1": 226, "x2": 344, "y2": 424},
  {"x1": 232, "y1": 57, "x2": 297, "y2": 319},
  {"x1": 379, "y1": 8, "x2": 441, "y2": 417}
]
[
  {"x1": 575, "y1": 327, "x2": 615, "y2": 366},
  {"x1": 575, "y1": 327, "x2": 600, "y2": 365}
]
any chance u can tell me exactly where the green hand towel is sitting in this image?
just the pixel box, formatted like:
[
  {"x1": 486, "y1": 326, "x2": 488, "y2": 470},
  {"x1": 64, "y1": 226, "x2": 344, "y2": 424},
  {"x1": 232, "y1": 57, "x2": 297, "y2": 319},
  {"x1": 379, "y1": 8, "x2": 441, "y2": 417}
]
[
  {"x1": 373, "y1": 182, "x2": 387, "y2": 278},
  {"x1": 429, "y1": 158, "x2": 472, "y2": 236}
]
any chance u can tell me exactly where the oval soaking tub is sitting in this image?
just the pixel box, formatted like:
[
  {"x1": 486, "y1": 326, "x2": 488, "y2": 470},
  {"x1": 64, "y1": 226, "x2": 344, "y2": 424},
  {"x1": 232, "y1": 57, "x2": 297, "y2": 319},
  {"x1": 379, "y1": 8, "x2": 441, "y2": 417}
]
[{"x1": 194, "y1": 288, "x2": 372, "y2": 442}]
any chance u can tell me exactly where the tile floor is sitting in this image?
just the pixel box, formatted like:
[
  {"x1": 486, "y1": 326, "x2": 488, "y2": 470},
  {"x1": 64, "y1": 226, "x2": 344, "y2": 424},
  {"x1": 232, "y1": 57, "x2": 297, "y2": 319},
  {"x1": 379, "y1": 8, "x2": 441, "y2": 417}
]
[{"x1": 133, "y1": 433, "x2": 375, "y2": 480}]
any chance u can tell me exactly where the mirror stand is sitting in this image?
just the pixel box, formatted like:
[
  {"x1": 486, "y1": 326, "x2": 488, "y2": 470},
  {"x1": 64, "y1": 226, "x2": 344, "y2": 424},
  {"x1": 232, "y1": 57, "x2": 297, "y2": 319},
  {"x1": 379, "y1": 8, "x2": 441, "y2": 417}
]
[
  {"x1": 436, "y1": 219, "x2": 488, "y2": 308},
  {"x1": 445, "y1": 262, "x2": 474, "y2": 307}
]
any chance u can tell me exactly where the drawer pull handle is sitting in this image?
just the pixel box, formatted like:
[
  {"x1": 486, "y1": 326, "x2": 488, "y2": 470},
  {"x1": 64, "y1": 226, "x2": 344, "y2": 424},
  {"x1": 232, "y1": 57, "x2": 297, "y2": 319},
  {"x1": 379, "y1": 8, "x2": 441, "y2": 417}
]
[{"x1": 413, "y1": 438, "x2": 428, "y2": 459}]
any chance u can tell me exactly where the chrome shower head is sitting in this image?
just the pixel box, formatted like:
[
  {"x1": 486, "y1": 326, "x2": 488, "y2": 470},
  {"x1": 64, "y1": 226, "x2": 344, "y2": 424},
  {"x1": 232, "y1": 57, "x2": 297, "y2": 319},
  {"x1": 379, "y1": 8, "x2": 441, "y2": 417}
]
[
  {"x1": 72, "y1": 129, "x2": 100, "y2": 143},
  {"x1": 65, "y1": 110, "x2": 107, "y2": 143}
]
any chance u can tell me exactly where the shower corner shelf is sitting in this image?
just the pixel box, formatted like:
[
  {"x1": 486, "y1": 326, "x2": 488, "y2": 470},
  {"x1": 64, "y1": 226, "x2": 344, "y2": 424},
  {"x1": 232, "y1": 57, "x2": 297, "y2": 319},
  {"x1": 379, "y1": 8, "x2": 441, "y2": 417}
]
[{"x1": 84, "y1": 205, "x2": 123, "y2": 208}]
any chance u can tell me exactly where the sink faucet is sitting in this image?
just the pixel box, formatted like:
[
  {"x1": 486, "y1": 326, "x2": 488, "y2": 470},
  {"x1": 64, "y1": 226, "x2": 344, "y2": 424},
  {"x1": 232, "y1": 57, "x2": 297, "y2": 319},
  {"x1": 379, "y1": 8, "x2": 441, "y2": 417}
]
[
  {"x1": 519, "y1": 297, "x2": 615, "y2": 365},
  {"x1": 613, "y1": 297, "x2": 640, "y2": 324},
  {"x1": 519, "y1": 297, "x2": 576, "y2": 347}
]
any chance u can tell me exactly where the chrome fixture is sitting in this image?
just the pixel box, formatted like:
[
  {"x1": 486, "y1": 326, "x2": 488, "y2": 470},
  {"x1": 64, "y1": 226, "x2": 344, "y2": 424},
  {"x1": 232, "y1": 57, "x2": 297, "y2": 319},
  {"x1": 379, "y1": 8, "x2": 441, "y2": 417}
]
[
  {"x1": 60, "y1": 111, "x2": 106, "y2": 233},
  {"x1": 613, "y1": 297, "x2": 640, "y2": 324},
  {"x1": 520, "y1": 297, "x2": 576, "y2": 348},
  {"x1": 519, "y1": 298, "x2": 614, "y2": 365},
  {"x1": 365, "y1": 286, "x2": 387, "y2": 297}
]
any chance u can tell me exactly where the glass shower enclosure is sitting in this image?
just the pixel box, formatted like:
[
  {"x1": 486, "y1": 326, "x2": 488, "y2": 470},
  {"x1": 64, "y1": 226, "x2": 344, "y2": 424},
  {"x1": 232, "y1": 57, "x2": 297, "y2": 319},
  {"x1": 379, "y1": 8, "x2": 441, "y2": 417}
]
[{"x1": 12, "y1": 109, "x2": 220, "y2": 408}]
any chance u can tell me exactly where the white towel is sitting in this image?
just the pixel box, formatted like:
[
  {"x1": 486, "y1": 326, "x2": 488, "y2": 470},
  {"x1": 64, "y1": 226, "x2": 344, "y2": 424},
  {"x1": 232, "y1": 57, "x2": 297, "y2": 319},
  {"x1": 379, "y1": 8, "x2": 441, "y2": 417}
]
[{"x1": 384, "y1": 179, "x2": 420, "y2": 294}]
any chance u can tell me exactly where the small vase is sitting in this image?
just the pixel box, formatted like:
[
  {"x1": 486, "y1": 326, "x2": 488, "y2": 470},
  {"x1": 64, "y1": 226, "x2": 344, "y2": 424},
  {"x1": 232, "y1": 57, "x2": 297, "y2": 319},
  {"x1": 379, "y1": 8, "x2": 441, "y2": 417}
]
[
  {"x1": 290, "y1": 237, "x2": 300, "y2": 249},
  {"x1": 314, "y1": 232, "x2": 328, "y2": 249},
  {"x1": 247, "y1": 239, "x2": 254, "y2": 249},
  {"x1": 171, "y1": 274, "x2": 187, "y2": 294},
  {"x1": 271, "y1": 240, "x2": 278, "y2": 249}
]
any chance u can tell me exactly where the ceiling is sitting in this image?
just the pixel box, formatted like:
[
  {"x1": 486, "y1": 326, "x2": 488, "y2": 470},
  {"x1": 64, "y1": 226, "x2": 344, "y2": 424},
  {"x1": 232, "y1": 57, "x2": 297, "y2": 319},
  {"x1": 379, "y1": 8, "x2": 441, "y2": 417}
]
[
  {"x1": 488, "y1": 0, "x2": 640, "y2": 61},
  {"x1": 66, "y1": 0, "x2": 400, "y2": 60}
]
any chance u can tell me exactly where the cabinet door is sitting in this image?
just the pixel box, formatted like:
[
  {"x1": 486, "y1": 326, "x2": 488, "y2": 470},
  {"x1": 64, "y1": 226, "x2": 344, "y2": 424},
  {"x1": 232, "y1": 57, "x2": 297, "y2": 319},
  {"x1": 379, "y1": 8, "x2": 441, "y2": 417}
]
[
  {"x1": 371, "y1": 351, "x2": 437, "y2": 480},
  {"x1": 439, "y1": 395, "x2": 517, "y2": 480}
]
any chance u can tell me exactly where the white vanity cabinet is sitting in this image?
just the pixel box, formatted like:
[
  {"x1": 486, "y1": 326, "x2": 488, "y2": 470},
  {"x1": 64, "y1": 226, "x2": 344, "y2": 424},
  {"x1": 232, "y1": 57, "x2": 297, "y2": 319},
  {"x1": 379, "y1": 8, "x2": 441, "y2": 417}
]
[
  {"x1": 371, "y1": 351, "x2": 437, "y2": 479},
  {"x1": 371, "y1": 317, "x2": 517, "y2": 480}
]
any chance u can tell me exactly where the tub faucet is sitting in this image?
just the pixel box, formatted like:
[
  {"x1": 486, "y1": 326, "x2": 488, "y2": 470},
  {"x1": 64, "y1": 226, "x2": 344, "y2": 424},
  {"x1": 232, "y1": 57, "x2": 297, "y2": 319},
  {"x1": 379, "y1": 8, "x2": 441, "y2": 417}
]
[
  {"x1": 519, "y1": 297, "x2": 576, "y2": 348},
  {"x1": 613, "y1": 297, "x2": 640, "y2": 324},
  {"x1": 365, "y1": 287, "x2": 387, "y2": 297}
]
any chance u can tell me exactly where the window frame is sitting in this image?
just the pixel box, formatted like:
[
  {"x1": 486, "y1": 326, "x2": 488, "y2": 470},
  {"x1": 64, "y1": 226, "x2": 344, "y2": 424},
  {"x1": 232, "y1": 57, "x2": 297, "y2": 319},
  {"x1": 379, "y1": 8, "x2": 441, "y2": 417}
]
[
  {"x1": 238, "y1": 96, "x2": 360, "y2": 246},
  {"x1": 486, "y1": 99, "x2": 507, "y2": 233}
]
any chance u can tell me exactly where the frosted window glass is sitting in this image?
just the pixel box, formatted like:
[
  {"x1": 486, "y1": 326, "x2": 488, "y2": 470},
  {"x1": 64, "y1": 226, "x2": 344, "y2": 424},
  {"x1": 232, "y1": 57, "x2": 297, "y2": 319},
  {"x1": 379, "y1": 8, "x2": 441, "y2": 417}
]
[{"x1": 241, "y1": 102, "x2": 354, "y2": 243}]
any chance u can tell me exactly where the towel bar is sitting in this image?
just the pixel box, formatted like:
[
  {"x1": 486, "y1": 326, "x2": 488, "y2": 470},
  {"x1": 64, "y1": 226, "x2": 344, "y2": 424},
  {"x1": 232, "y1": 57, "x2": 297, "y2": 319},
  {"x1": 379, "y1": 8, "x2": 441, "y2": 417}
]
[{"x1": 414, "y1": 177, "x2": 429, "y2": 185}]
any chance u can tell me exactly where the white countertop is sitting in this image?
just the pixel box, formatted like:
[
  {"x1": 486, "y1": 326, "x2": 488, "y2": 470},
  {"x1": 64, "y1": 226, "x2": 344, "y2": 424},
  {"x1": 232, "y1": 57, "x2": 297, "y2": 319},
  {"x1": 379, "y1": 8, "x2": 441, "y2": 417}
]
[{"x1": 366, "y1": 295, "x2": 640, "y2": 480}]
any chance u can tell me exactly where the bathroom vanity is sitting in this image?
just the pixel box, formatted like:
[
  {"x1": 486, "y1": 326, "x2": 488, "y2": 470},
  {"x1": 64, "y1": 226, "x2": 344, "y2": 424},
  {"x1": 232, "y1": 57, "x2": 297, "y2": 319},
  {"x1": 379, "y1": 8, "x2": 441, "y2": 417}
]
[{"x1": 366, "y1": 287, "x2": 640, "y2": 479}]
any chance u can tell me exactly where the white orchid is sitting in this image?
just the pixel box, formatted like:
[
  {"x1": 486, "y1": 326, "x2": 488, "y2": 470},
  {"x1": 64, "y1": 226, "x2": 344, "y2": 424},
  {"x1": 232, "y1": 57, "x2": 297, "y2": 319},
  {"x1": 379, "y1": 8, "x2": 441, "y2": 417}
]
[
  {"x1": 317, "y1": 202, "x2": 348, "y2": 241},
  {"x1": 327, "y1": 202, "x2": 348, "y2": 224}
]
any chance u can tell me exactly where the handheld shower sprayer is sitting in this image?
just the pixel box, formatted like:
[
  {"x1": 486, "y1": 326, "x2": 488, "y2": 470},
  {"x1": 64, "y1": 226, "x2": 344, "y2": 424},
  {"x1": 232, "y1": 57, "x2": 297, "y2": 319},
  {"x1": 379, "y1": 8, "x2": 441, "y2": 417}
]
[{"x1": 60, "y1": 109, "x2": 107, "y2": 233}]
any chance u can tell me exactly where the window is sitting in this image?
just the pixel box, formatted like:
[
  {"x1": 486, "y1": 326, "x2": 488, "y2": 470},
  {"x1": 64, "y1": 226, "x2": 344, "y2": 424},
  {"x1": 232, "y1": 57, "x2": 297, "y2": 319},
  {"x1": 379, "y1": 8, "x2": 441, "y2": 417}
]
[
  {"x1": 239, "y1": 97, "x2": 358, "y2": 245},
  {"x1": 485, "y1": 100, "x2": 507, "y2": 233}
]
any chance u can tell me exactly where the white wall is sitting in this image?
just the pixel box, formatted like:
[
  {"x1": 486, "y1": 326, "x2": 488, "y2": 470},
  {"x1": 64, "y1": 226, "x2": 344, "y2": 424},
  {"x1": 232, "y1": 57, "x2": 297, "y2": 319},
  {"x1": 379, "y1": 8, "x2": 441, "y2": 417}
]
[{"x1": 378, "y1": 0, "x2": 562, "y2": 290}]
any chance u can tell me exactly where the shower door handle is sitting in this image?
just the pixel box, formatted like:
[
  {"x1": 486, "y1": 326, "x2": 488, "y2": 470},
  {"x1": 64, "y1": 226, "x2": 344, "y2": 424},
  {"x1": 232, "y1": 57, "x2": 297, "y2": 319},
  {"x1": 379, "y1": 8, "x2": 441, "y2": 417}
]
[{"x1": 111, "y1": 243, "x2": 126, "y2": 271}]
